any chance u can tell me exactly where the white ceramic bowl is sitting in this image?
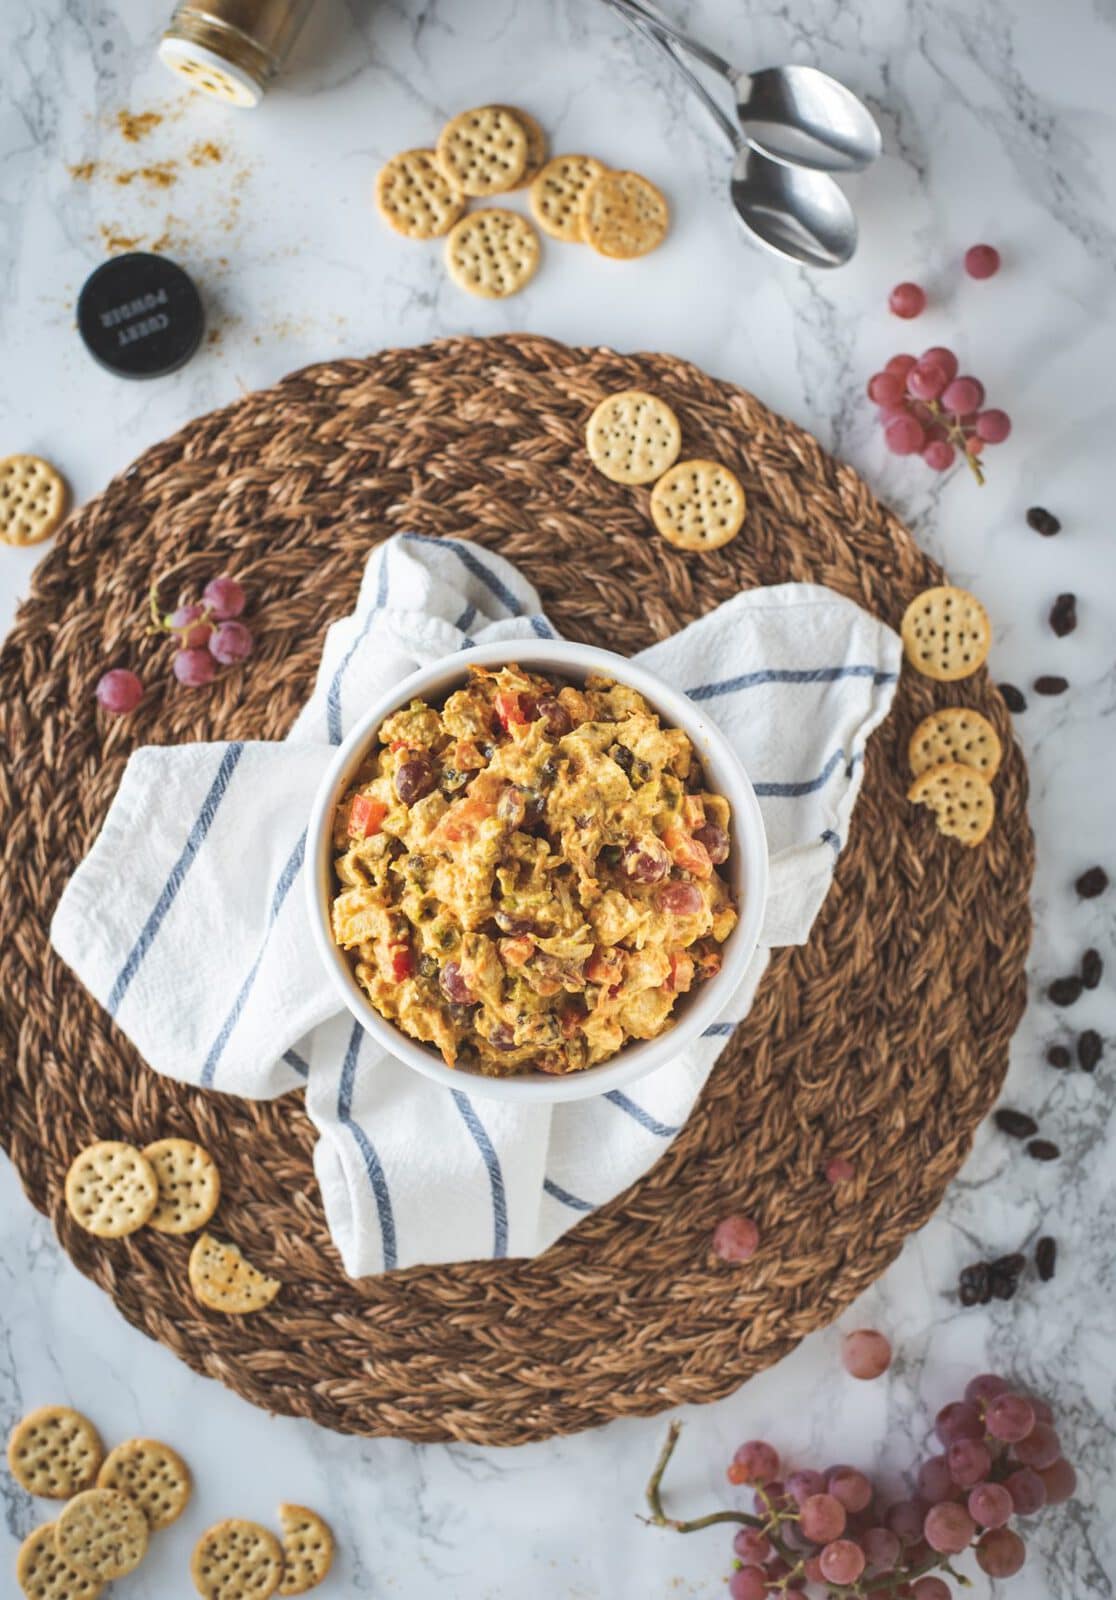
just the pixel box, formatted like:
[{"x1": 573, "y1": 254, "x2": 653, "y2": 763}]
[{"x1": 305, "y1": 640, "x2": 768, "y2": 1102}]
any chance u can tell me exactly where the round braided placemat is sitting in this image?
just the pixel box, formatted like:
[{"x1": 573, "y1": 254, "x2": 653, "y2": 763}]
[{"x1": 0, "y1": 335, "x2": 1032, "y2": 1446}]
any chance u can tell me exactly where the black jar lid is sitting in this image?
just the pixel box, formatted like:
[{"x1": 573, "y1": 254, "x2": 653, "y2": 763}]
[{"x1": 77, "y1": 252, "x2": 204, "y2": 378}]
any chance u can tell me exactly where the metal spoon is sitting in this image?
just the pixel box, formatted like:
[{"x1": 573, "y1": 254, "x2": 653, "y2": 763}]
[
  {"x1": 609, "y1": 0, "x2": 882, "y2": 174},
  {"x1": 605, "y1": 0, "x2": 858, "y2": 268}
]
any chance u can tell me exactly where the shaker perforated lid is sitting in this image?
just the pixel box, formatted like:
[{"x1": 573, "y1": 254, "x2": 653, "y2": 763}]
[{"x1": 77, "y1": 252, "x2": 204, "y2": 379}]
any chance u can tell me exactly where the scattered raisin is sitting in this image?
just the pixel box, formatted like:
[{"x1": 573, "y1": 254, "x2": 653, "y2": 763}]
[
  {"x1": 998, "y1": 683, "x2": 1026, "y2": 713},
  {"x1": 989, "y1": 1252, "x2": 1026, "y2": 1300},
  {"x1": 993, "y1": 1108, "x2": 1039, "y2": 1139},
  {"x1": 1034, "y1": 675, "x2": 1069, "y2": 695},
  {"x1": 1078, "y1": 1029, "x2": 1103, "y2": 1072},
  {"x1": 1035, "y1": 1236, "x2": 1057, "y2": 1282},
  {"x1": 959, "y1": 1261, "x2": 992, "y2": 1307},
  {"x1": 1027, "y1": 1139, "x2": 1060, "y2": 1161},
  {"x1": 1026, "y1": 506, "x2": 1061, "y2": 536},
  {"x1": 1045, "y1": 1043, "x2": 1072, "y2": 1069},
  {"x1": 1081, "y1": 948, "x2": 1102, "y2": 989},
  {"x1": 1048, "y1": 976, "x2": 1083, "y2": 1006},
  {"x1": 1048, "y1": 593, "x2": 1077, "y2": 636},
  {"x1": 1075, "y1": 866, "x2": 1109, "y2": 898}
]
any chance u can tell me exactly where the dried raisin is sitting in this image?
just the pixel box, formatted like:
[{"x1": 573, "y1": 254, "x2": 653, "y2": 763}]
[
  {"x1": 1045, "y1": 1043, "x2": 1072, "y2": 1069},
  {"x1": 1026, "y1": 507, "x2": 1061, "y2": 536},
  {"x1": 1035, "y1": 1236, "x2": 1056, "y2": 1282},
  {"x1": 1075, "y1": 866, "x2": 1108, "y2": 898},
  {"x1": 1027, "y1": 1139, "x2": 1060, "y2": 1162},
  {"x1": 1077, "y1": 1029, "x2": 1103, "y2": 1072},
  {"x1": 1034, "y1": 675, "x2": 1069, "y2": 695},
  {"x1": 1081, "y1": 948, "x2": 1102, "y2": 989},
  {"x1": 1048, "y1": 593, "x2": 1077, "y2": 636},
  {"x1": 993, "y1": 1108, "x2": 1039, "y2": 1139},
  {"x1": 998, "y1": 683, "x2": 1026, "y2": 713},
  {"x1": 1047, "y1": 976, "x2": 1083, "y2": 1006}
]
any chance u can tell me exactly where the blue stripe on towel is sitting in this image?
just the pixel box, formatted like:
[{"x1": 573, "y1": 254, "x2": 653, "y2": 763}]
[
  {"x1": 107, "y1": 742, "x2": 246, "y2": 1017},
  {"x1": 325, "y1": 552, "x2": 391, "y2": 745},
  {"x1": 451, "y1": 1091, "x2": 509, "y2": 1258},
  {"x1": 402, "y1": 532, "x2": 523, "y2": 615},
  {"x1": 753, "y1": 746, "x2": 846, "y2": 799},
  {"x1": 283, "y1": 1049, "x2": 310, "y2": 1077},
  {"x1": 821, "y1": 829, "x2": 841, "y2": 852},
  {"x1": 603, "y1": 1089, "x2": 680, "y2": 1138},
  {"x1": 455, "y1": 601, "x2": 478, "y2": 635},
  {"x1": 687, "y1": 665, "x2": 898, "y2": 701},
  {"x1": 543, "y1": 1176, "x2": 594, "y2": 1213},
  {"x1": 702, "y1": 1022, "x2": 738, "y2": 1038},
  {"x1": 529, "y1": 613, "x2": 556, "y2": 638},
  {"x1": 199, "y1": 831, "x2": 307, "y2": 1087},
  {"x1": 337, "y1": 1022, "x2": 397, "y2": 1269}
]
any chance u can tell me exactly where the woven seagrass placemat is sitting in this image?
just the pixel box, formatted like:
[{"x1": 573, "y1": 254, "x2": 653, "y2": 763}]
[{"x1": 0, "y1": 334, "x2": 1032, "y2": 1445}]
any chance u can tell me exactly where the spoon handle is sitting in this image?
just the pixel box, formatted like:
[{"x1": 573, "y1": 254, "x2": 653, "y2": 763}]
[
  {"x1": 601, "y1": 0, "x2": 741, "y2": 152},
  {"x1": 605, "y1": 0, "x2": 736, "y2": 81}
]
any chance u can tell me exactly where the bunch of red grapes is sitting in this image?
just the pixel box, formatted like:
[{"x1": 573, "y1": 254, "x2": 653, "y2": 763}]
[
  {"x1": 867, "y1": 349, "x2": 1010, "y2": 485},
  {"x1": 719, "y1": 1371, "x2": 1075, "y2": 1597},
  {"x1": 95, "y1": 575, "x2": 253, "y2": 714}
]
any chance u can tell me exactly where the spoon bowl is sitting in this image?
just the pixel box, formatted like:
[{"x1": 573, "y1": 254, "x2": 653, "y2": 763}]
[
  {"x1": 733, "y1": 64, "x2": 882, "y2": 174},
  {"x1": 730, "y1": 148, "x2": 857, "y2": 268}
]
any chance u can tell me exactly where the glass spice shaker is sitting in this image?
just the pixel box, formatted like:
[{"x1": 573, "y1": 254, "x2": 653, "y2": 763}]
[{"x1": 158, "y1": 0, "x2": 319, "y2": 108}]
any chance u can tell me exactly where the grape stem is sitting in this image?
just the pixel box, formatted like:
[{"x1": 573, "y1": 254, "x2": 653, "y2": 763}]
[
  {"x1": 643, "y1": 1423, "x2": 956, "y2": 1598},
  {"x1": 926, "y1": 400, "x2": 986, "y2": 487}
]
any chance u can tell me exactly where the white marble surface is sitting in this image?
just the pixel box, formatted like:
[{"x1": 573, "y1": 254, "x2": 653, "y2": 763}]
[{"x1": 2, "y1": 0, "x2": 1115, "y2": 1596}]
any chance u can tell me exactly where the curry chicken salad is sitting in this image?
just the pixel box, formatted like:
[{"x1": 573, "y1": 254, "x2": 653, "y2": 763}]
[{"x1": 329, "y1": 665, "x2": 738, "y2": 1077}]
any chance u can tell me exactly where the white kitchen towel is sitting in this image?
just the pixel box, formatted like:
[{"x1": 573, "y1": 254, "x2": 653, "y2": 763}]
[{"x1": 51, "y1": 534, "x2": 901, "y2": 1276}]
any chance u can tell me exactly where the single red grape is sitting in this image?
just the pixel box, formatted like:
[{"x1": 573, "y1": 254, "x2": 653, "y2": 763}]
[
  {"x1": 965, "y1": 243, "x2": 1001, "y2": 279},
  {"x1": 917, "y1": 1455, "x2": 958, "y2": 1503},
  {"x1": 172, "y1": 648, "x2": 217, "y2": 687},
  {"x1": 884, "y1": 415, "x2": 925, "y2": 456},
  {"x1": 786, "y1": 1469, "x2": 827, "y2": 1506},
  {"x1": 819, "y1": 1539, "x2": 865, "y2": 1584},
  {"x1": 941, "y1": 376, "x2": 985, "y2": 414},
  {"x1": 656, "y1": 881, "x2": 703, "y2": 915},
  {"x1": 920, "y1": 345, "x2": 959, "y2": 381},
  {"x1": 923, "y1": 1500, "x2": 976, "y2": 1553},
  {"x1": 906, "y1": 361, "x2": 949, "y2": 401},
  {"x1": 713, "y1": 1216, "x2": 760, "y2": 1264},
  {"x1": 947, "y1": 1438, "x2": 992, "y2": 1487},
  {"x1": 967, "y1": 435, "x2": 985, "y2": 456},
  {"x1": 1003, "y1": 1467, "x2": 1046, "y2": 1516},
  {"x1": 728, "y1": 1439, "x2": 779, "y2": 1484},
  {"x1": 889, "y1": 282, "x2": 927, "y2": 318},
  {"x1": 868, "y1": 371, "x2": 907, "y2": 406},
  {"x1": 975, "y1": 408, "x2": 1012, "y2": 443},
  {"x1": 964, "y1": 1372, "x2": 1010, "y2": 1407},
  {"x1": 732, "y1": 1528, "x2": 771, "y2": 1564},
  {"x1": 728, "y1": 1567, "x2": 767, "y2": 1600},
  {"x1": 911, "y1": 1579, "x2": 951, "y2": 1600},
  {"x1": 208, "y1": 620, "x2": 254, "y2": 665},
  {"x1": 976, "y1": 1526, "x2": 1026, "y2": 1577},
  {"x1": 828, "y1": 1467, "x2": 873, "y2": 1513},
  {"x1": 1013, "y1": 1421, "x2": 1061, "y2": 1470},
  {"x1": 885, "y1": 352, "x2": 918, "y2": 377},
  {"x1": 1038, "y1": 1458, "x2": 1077, "y2": 1504},
  {"x1": 1030, "y1": 1396, "x2": 1055, "y2": 1425},
  {"x1": 861, "y1": 1526, "x2": 900, "y2": 1571},
  {"x1": 922, "y1": 439, "x2": 956, "y2": 471},
  {"x1": 841, "y1": 1329, "x2": 892, "y2": 1379},
  {"x1": 884, "y1": 1499, "x2": 925, "y2": 1545},
  {"x1": 169, "y1": 602, "x2": 213, "y2": 649},
  {"x1": 800, "y1": 1493, "x2": 846, "y2": 1543},
  {"x1": 968, "y1": 1481, "x2": 1014, "y2": 1528},
  {"x1": 986, "y1": 1392, "x2": 1035, "y2": 1442},
  {"x1": 934, "y1": 1401, "x2": 984, "y2": 1445},
  {"x1": 95, "y1": 668, "x2": 144, "y2": 715},
  {"x1": 202, "y1": 575, "x2": 246, "y2": 620}
]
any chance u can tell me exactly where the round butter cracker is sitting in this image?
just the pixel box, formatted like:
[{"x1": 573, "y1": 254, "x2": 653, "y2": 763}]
[
  {"x1": 528, "y1": 154, "x2": 606, "y2": 242},
  {"x1": 374, "y1": 148, "x2": 466, "y2": 240},
  {"x1": 435, "y1": 105, "x2": 528, "y2": 197},
  {"x1": 650, "y1": 459, "x2": 746, "y2": 551},
  {"x1": 586, "y1": 390, "x2": 682, "y2": 486},
  {"x1": 445, "y1": 209, "x2": 540, "y2": 299},
  {"x1": 8, "y1": 1406, "x2": 104, "y2": 1499},
  {"x1": 0, "y1": 455, "x2": 67, "y2": 547},
  {"x1": 191, "y1": 1519, "x2": 285, "y2": 1600},
  {"x1": 579, "y1": 169, "x2": 669, "y2": 259},
  {"x1": 142, "y1": 1137, "x2": 221, "y2": 1234},
  {"x1": 64, "y1": 1141, "x2": 158, "y2": 1239},
  {"x1": 97, "y1": 1437, "x2": 193, "y2": 1530},
  {"x1": 908, "y1": 706, "x2": 1002, "y2": 782},
  {"x1": 278, "y1": 1504, "x2": 335, "y2": 1596},
  {"x1": 55, "y1": 1488, "x2": 148, "y2": 1582},
  {"x1": 901, "y1": 585, "x2": 991, "y2": 682},
  {"x1": 907, "y1": 760, "x2": 996, "y2": 846},
  {"x1": 493, "y1": 106, "x2": 548, "y2": 188},
  {"x1": 16, "y1": 1523, "x2": 102, "y2": 1600}
]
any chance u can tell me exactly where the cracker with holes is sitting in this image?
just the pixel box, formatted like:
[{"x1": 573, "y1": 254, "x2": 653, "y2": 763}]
[
  {"x1": 142, "y1": 1137, "x2": 221, "y2": 1234},
  {"x1": 278, "y1": 1504, "x2": 334, "y2": 1596},
  {"x1": 900, "y1": 585, "x2": 991, "y2": 682},
  {"x1": 191, "y1": 1519, "x2": 285, "y2": 1600},
  {"x1": 435, "y1": 105, "x2": 528, "y2": 197},
  {"x1": 528, "y1": 154, "x2": 606, "y2": 242},
  {"x1": 0, "y1": 455, "x2": 67, "y2": 547},
  {"x1": 64, "y1": 1141, "x2": 159, "y2": 1238},
  {"x1": 579, "y1": 169, "x2": 669, "y2": 258},
  {"x1": 97, "y1": 1438, "x2": 192, "y2": 1530},
  {"x1": 189, "y1": 1232, "x2": 281, "y2": 1315},
  {"x1": 445, "y1": 209, "x2": 540, "y2": 299},
  {"x1": 374, "y1": 149, "x2": 465, "y2": 240},
  {"x1": 493, "y1": 106, "x2": 548, "y2": 188},
  {"x1": 55, "y1": 1488, "x2": 149, "y2": 1582},
  {"x1": 8, "y1": 1406, "x2": 104, "y2": 1499},
  {"x1": 908, "y1": 761, "x2": 995, "y2": 846},
  {"x1": 909, "y1": 707, "x2": 1002, "y2": 782},
  {"x1": 650, "y1": 459, "x2": 746, "y2": 551},
  {"x1": 586, "y1": 390, "x2": 681, "y2": 485},
  {"x1": 16, "y1": 1523, "x2": 103, "y2": 1600}
]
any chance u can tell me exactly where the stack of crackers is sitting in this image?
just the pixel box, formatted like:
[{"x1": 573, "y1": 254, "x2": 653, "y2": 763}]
[{"x1": 375, "y1": 105, "x2": 669, "y2": 298}]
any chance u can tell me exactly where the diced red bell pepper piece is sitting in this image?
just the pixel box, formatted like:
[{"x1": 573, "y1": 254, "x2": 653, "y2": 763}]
[
  {"x1": 349, "y1": 794, "x2": 387, "y2": 838},
  {"x1": 493, "y1": 690, "x2": 538, "y2": 730},
  {"x1": 389, "y1": 945, "x2": 414, "y2": 982}
]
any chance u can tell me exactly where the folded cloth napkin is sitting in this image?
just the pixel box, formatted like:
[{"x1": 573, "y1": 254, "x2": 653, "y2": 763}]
[{"x1": 51, "y1": 534, "x2": 900, "y2": 1276}]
